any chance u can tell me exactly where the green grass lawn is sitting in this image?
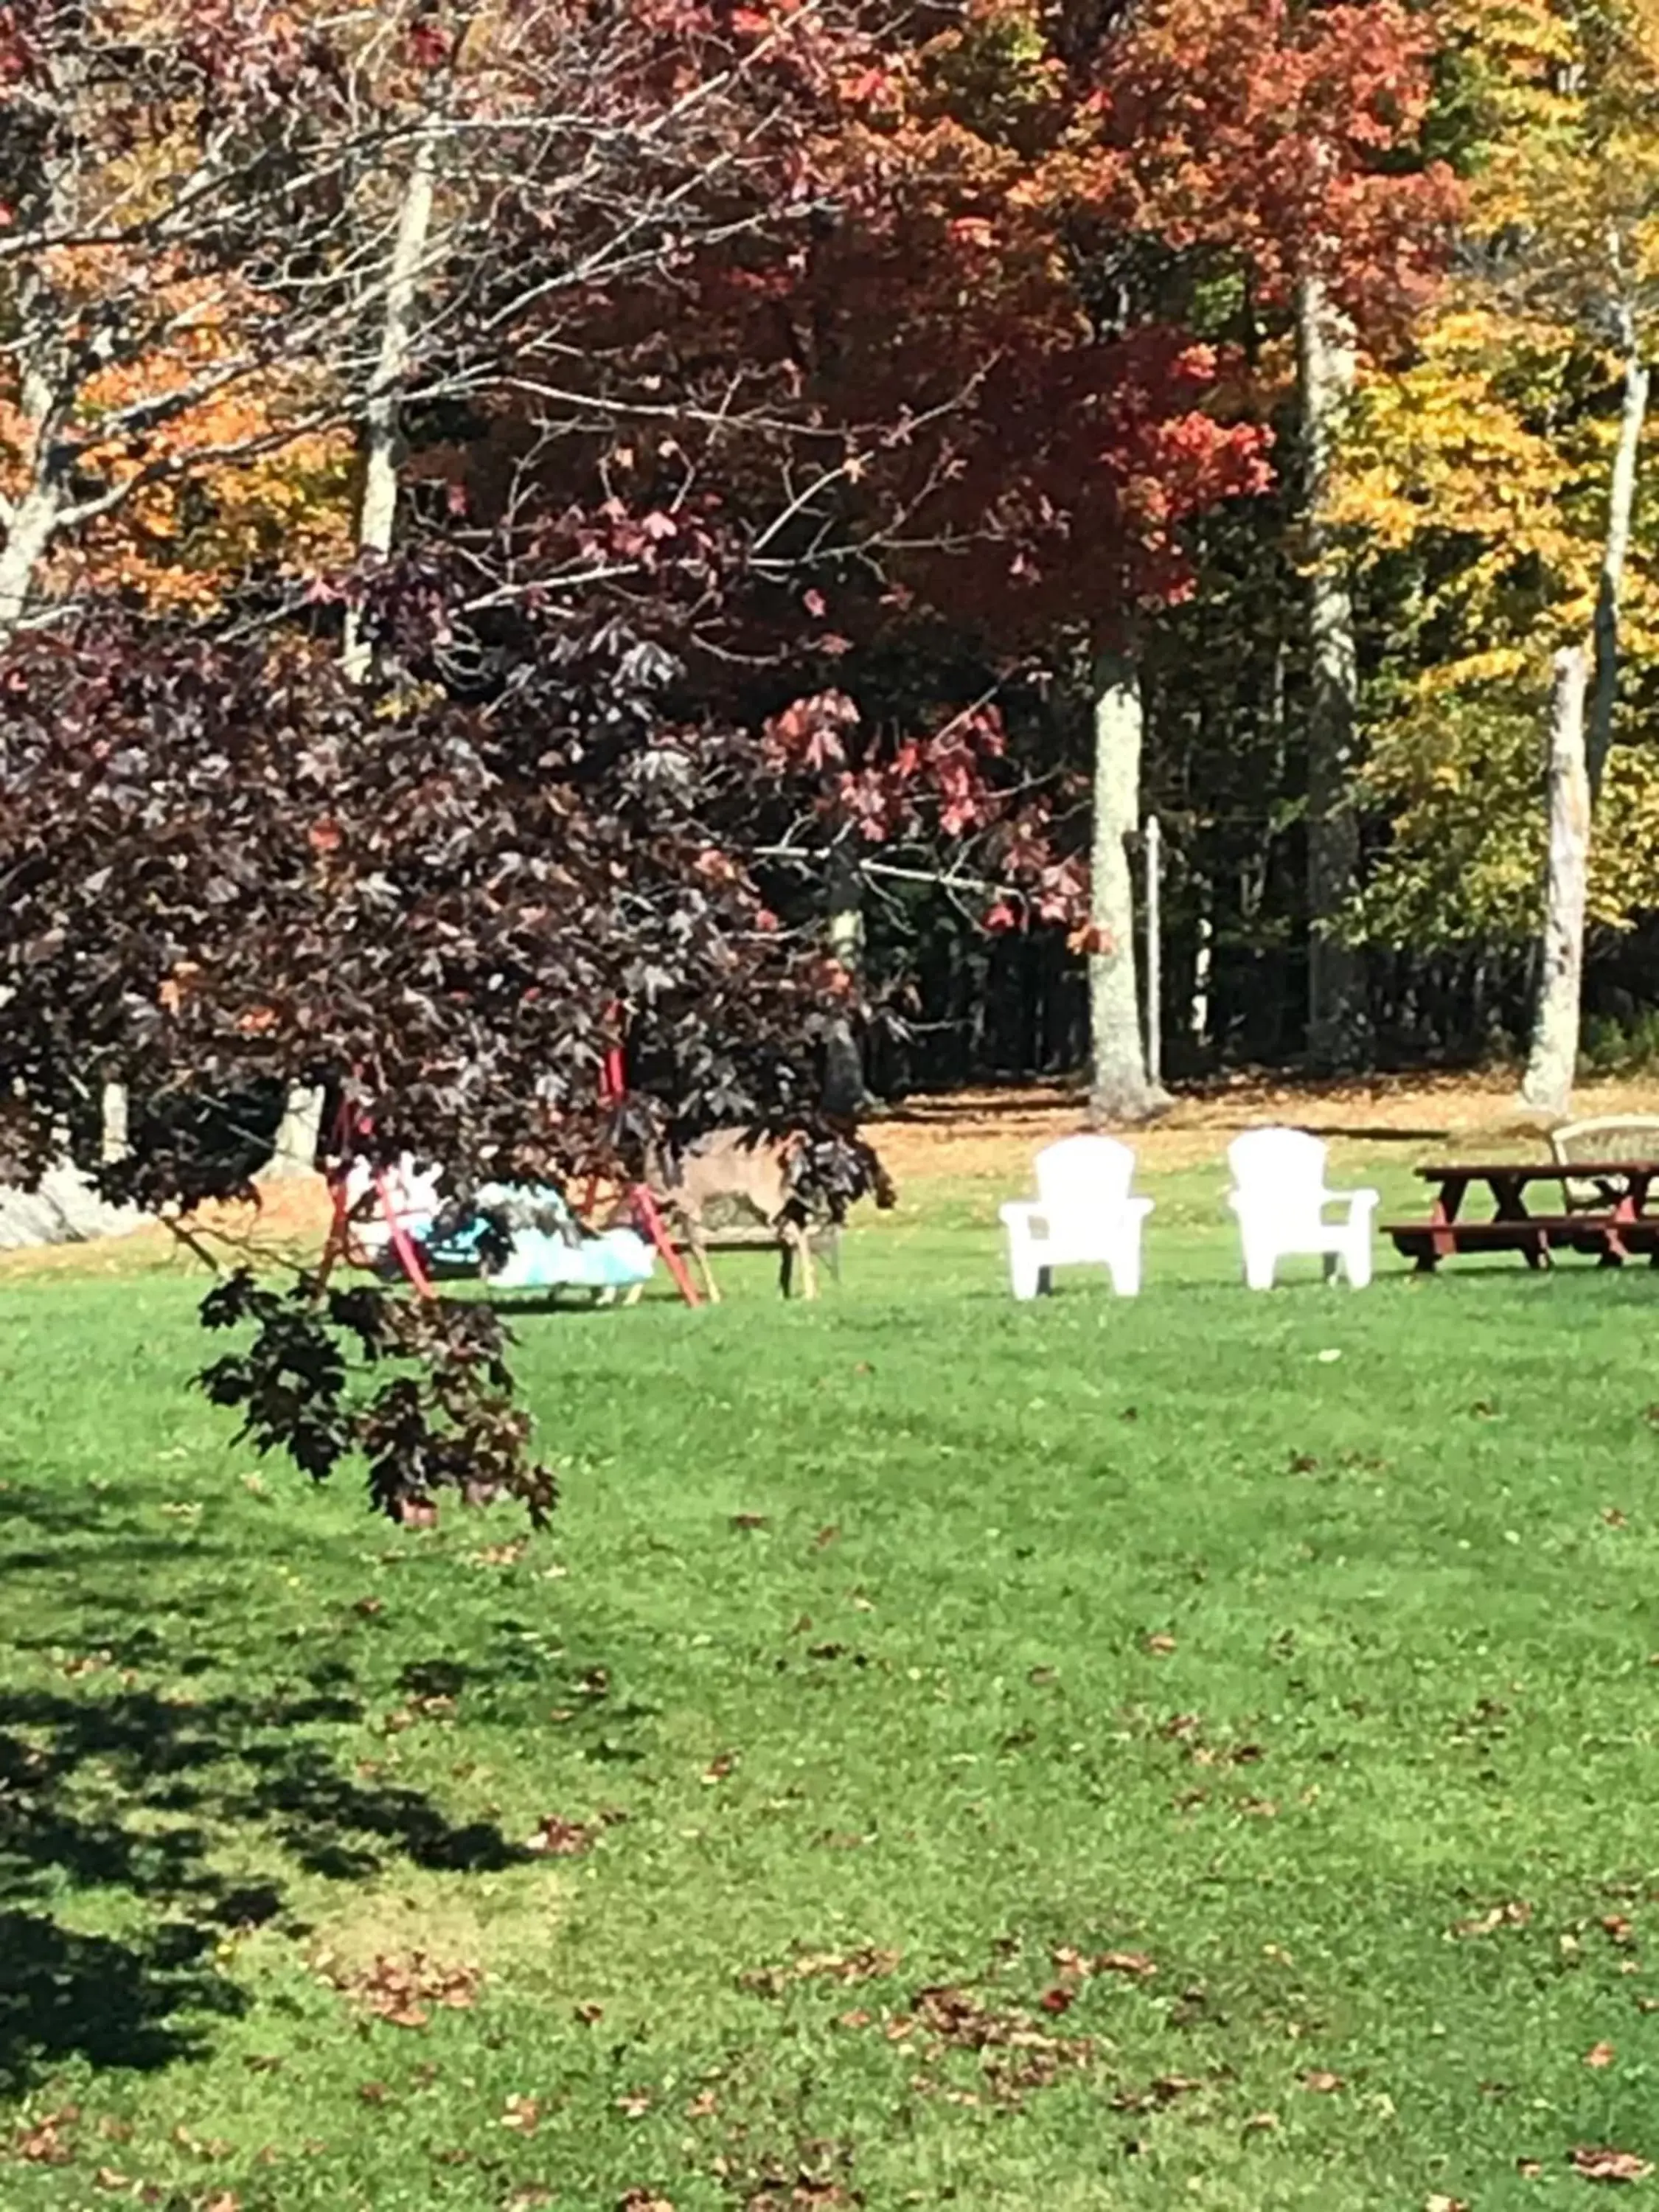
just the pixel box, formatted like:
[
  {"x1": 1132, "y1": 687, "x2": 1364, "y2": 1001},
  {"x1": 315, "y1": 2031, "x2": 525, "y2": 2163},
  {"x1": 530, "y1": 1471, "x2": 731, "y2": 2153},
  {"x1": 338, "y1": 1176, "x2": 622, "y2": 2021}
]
[{"x1": 5, "y1": 1154, "x2": 1659, "y2": 2209}]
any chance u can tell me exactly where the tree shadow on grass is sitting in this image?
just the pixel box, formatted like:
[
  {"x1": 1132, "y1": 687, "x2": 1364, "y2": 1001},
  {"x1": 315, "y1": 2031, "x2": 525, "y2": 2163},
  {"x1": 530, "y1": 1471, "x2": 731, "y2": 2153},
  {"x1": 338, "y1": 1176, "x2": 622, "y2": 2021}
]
[
  {"x1": 0, "y1": 1676, "x2": 531, "y2": 2091},
  {"x1": 0, "y1": 1670, "x2": 529, "y2": 2095},
  {"x1": 0, "y1": 1913, "x2": 239, "y2": 2090},
  {"x1": 0, "y1": 1485, "x2": 647, "y2": 2093}
]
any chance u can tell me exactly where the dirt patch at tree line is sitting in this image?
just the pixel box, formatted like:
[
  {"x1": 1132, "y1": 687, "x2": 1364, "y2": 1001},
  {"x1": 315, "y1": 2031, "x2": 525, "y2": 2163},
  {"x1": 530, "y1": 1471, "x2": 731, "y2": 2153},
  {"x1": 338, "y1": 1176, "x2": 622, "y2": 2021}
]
[
  {"x1": 1, "y1": 1071, "x2": 1653, "y2": 1281},
  {"x1": 866, "y1": 1070, "x2": 1659, "y2": 1183}
]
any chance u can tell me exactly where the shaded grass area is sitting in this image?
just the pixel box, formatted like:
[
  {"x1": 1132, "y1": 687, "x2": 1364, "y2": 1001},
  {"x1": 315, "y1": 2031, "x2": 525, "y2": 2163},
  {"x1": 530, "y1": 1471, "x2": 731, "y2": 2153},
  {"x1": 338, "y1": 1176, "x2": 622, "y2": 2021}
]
[{"x1": 4, "y1": 1158, "x2": 1659, "y2": 2208}]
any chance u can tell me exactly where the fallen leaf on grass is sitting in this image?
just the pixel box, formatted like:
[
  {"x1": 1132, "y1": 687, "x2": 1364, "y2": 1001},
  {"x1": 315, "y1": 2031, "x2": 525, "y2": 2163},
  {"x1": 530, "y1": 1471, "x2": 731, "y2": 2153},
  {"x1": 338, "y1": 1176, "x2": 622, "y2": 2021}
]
[
  {"x1": 526, "y1": 1815, "x2": 596, "y2": 1856},
  {"x1": 1604, "y1": 1916, "x2": 1637, "y2": 1947},
  {"x1": 357, "y1": 2083, "x2": 388, "y2": 2106},
  {"x1": 471, "y1": 1541, "x2": 527, "y2": 1566},
  {"x1": 1425, "y1": 2196, "x2": 1470, "y2": 2211},
  {"x1": 315, "y1": 1950, "x2": 481, "y2": 2026},
  {"x1": 507, "y1": 2192, "x2": 555, "y2": 2209},
  {"x1": 1243, "y1": 2112, "x2": 1279, "y2": 2133},
  {"x1": 792, "y1": 1947, "x2": 901, "y2": 1984},
  {"x1": 1587, "y1": 2042, "x2": 1618, "y2": 2068},
  {"x1": 1240, "y1": 1798, "x2": 1279, "y2": 1819},
  {"x1": 1300, "y1": 2070, "x2": 1345, "y2": 2093},
  {"x1": 202, "y1": 2196, "x2": 241, "y2": 2212},
  {"x1": 94, "y1": 2168, "x2": 130, "y2": 2191},
  {"x1": 1450, "y1": 1901, "x2": 1532, "y2": 1938},
  {"x1": 500, "y1": 2096, "x2": 540, "y2": 2135},
  {"x1": 352, "y1": 1596, "x2": 384, "y2": 1616},
  {"x1": 701, "y1": 1751, "x2": 737, "y2": 1784},
  {"x1": 1571, "y1": 2146, "x2": 1653, "y2": 2183},
  {"x1": 574, "y1": 2001, "x2": 605, "y2": 2024},
  {"x1": 1603, "y1": 1509, "x2": 1630, "y2": 1528},
  {"x1": 684, "y1": 2090, "x2": 718, "y2": 2118},
  {"x1": 1518, "y1": 2159, "x2": 1543, "y2": 2177},
  {"x1": 813, "y1": 1526, "x2": 840, "y2": 1549},
  {"x1": 838, "y1": 2008, "x2": 872, "y2": 2029},
  {"x1": 616, "y1": 2090, "x2": 654, "y2": 2118},
  {"x1": 618, "y1": 2196, "x2": 675, "y2": 2212},
  {"x1": 1095, "y1": 1950, "x2": 1158, "y2": 1980},
  {"x1": 731, "y1": 1513, "x2": 769, "y2": 1531},
  {"x1": 1144, "y1": 1634, "x2": 1177, "y2": 1656},
  {"x1": 13, "y1": 2110, "x2": 77, "y2": 2163},
  {"x1": 1109, "y1": 2075, "x2": 1205, "y2": 2112},
  {"x1": 1037, "y1": 1987, "x2": 1074, "y2": 2015}
]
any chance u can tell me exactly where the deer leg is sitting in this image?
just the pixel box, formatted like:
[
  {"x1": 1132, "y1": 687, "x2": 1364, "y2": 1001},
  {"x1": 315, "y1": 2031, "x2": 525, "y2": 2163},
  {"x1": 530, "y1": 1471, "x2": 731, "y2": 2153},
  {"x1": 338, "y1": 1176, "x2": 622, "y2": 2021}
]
[
  {"x1": 691, "y1": 1231, "x2": 721, "y2": 1304},
  {"x1": 794, "y1": 1225, "x2": 818, "y2": 1301},
  {"x1": 778, "y1": 1234, "x2": 794, "y2": 1298}
]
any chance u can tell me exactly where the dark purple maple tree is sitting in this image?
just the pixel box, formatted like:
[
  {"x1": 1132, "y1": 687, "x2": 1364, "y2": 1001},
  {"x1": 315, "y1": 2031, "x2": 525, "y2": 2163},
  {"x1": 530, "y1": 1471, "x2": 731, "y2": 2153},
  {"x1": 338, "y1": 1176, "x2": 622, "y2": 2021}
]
[{"x1": 0, "y1": 569, "x2": 860, "y2": 1525}]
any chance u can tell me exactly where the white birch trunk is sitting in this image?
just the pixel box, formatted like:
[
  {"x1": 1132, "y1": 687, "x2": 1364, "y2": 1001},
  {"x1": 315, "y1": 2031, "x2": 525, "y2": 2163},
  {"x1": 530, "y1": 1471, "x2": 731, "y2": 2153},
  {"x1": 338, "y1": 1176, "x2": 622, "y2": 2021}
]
[
  {"x1": 1588, "y1": 334, "x2": 1648, "y2": 799},
  {"x1": 1296, "y1": 271, "x2": 1369, "y2": 1070},
  {"x1": 0, "y1": 481, "x2": 64, "y2": 650},
  {"x1": 823, "y1": 840, "x2": 867, "y2": 1115},
  {"x1": 1520, "y1": 646, "x2": 1592, "y2": 1116},
  {"x1": 263, "y1": 1085, "x2": 327, "y2": 1180},
  {"x1": 342, "y1": 132, "x2": 438, "y2": 681},
  {"x1": 1088, "y1": 650, "x2": 1169, "y2": 1124},
  {"x1": 273, "y1": 136, "x2": 437, "y2": 1172}
]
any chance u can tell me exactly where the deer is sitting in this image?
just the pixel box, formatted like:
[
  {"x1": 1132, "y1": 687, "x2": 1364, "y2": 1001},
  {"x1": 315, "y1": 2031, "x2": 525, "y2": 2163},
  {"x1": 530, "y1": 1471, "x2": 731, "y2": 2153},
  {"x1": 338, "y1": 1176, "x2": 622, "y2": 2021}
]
[{"x1": 648, "y1": 1124, "x2": 897, "y2": 1302}]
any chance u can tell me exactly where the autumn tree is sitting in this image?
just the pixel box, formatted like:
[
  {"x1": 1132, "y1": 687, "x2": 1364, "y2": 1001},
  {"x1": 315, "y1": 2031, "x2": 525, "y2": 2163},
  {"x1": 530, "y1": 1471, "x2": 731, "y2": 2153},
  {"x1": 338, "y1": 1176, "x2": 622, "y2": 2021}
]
[
  {"x1": 1329, "y1": 0, "x2": 1659, "y2": 1106},
  {"x1": 1071, "y1": 0, "x2": 1457, "y2": 1069}
]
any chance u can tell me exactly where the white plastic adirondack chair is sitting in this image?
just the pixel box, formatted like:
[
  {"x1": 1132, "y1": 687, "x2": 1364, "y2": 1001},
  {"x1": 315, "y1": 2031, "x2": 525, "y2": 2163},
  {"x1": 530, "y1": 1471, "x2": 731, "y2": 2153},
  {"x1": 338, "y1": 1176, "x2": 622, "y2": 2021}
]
[
  {"x1": 998, "y1": 1134, "x2": 1154, "y2": 1299},
  {"x1": 1225, "y1": 1127, "x2": 1378, "y2": 1290}
]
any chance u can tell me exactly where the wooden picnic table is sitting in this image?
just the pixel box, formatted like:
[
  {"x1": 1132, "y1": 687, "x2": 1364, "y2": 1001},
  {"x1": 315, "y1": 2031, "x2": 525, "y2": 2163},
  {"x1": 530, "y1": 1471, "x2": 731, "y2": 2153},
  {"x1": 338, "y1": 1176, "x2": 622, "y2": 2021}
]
[{"x1": 1384, "y1": 1160, "x2": 1659, "y2": 1272}]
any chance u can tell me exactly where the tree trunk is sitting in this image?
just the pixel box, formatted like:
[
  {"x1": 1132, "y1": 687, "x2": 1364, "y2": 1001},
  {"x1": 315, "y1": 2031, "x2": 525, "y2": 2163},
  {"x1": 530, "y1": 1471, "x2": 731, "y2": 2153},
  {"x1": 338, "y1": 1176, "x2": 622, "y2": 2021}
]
[
  {"x1": 822, "y1": 838, "x2": 867, "y2": 1116},
  {"x1": 264, "y1": 1084, "x2": 326, "y2": 1179},
  {"x1": 1088, "y1": 650, "x2": 1169, "y2": 1124},
  {"x1": 1588, "y1": 334, "x2": 1648, "y2": 800},
  {"x1": 0, "y1": 480, "x2": 63, "y2": 651},
  {"x1": 100, "y1": 1082, "x2": 128, "y2": 1164},
  {"x1": 342, "y1": 132, "x2": 438, "y2": 681},
  {"x1": 1296, "y1": 271, "x2": 1369, "y2": 1070},
  {"x1": 1519, "y1": 646, "x2": 1591, "y2": 1117},
  {"x1": 279, "y1": 137, "x2": 436, "y2": 1169}
]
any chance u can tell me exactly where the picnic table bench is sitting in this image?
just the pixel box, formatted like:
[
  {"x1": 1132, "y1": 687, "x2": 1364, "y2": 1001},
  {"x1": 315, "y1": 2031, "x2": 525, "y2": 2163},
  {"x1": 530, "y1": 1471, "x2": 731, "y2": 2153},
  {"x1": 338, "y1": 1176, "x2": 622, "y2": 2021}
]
[{"x1": 1383, "y1": 1161, "x2": 1659, "y2": 1271}]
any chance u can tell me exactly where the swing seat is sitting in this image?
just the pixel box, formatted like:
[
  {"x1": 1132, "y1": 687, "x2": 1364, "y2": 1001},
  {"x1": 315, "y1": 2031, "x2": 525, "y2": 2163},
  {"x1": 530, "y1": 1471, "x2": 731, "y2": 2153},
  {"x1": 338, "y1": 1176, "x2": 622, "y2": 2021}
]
[{"x1": 349, "y1": 1164, "x2": 658, "y2": 1296}]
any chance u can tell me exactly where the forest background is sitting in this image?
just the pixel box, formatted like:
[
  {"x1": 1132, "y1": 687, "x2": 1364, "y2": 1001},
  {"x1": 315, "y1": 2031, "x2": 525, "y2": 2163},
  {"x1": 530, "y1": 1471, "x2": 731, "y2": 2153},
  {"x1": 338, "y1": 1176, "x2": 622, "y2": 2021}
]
[{"x1": 4, "y1": 0, "x2": 1657, "y2": 1148}]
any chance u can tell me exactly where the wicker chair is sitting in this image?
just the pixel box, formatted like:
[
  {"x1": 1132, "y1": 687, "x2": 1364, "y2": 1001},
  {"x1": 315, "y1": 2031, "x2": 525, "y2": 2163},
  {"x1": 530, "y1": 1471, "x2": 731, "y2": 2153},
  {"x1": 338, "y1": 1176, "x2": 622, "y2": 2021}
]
[{"x1": 1547, "y1": 1115, "x2": 1659, "y2": 1209}]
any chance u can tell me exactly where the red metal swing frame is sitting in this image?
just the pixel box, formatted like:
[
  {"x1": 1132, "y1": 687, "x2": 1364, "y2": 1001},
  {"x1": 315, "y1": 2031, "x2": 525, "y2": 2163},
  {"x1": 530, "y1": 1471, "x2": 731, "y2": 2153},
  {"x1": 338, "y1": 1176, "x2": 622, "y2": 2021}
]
[{"x1": 318, "y1": 1033, "x2": 701, "y2": 1308}]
